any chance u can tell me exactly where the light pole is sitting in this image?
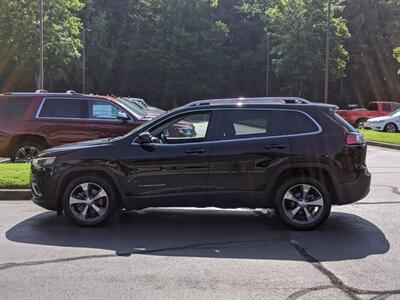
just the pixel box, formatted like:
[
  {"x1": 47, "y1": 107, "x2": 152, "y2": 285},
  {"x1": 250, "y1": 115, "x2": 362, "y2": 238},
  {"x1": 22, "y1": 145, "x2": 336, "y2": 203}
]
[
  {"x1": 39, "y1": 0, "x2": 44, "y2": 90},
  {"x1": 82, "y1": 28, "x2": 90, "y2": 93},
  {"x1": 266, "y1": 35, "x2": 271, "y2": 97},
  {"x1": 324, "y1": 0, "x2": 332, "y2": 103}
]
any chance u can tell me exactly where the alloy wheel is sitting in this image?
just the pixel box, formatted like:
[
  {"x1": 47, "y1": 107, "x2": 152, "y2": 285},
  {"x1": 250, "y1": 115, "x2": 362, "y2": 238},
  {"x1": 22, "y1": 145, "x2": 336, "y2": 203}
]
[
  {"x1": 385, "y1": 124, "x2": 397, "y2": 133},
  {"x1": 15, "y1": 146, "x2": 40, "y2": 163},
  {"x1": 282, "y1": 184, "x2": 324, "y2": 225},
  {"x1": 69, "y1": 182, "x2": 109, "y2": 223}
]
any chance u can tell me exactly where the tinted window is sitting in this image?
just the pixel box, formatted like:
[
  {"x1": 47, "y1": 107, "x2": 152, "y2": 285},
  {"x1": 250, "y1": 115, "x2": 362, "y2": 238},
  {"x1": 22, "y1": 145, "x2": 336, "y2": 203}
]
[
  {"x1": 150, "y1": 112, "x2": 210, "y2": 144},
  {"x1": 0, "y1": 97, "x2": 32, "y2": 118},
  {"x1": 367, "y1": 103, "x2": 378, "y2": 111},
  {"x1": 39, "y1": 99, "x2": 85, "y2": 118},
  {"x1": 214, "y1": 110, "x2": 284, "y2": 140},
  {"x1": 392, "y1": 103, "x2": 400, "y2": 111},
  {"x1": 382, "y1": 103, "x2": 391, "y2": 112},
  {"x1": 279, "y1": 111, "x2": 319, "y2": 134},
  {"x1": 88, "y1": 100, "x2": 125, "y2": 120}
]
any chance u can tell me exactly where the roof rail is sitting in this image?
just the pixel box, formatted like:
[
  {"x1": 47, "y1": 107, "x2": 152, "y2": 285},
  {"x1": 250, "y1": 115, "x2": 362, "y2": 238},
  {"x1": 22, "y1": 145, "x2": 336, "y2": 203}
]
[
  {"x1": 66, "y1": 90, "x2": 79, "y2": 94},
  {"x1": 35, "y1": 89, "x2": 48, "y2": 93},
  {"x1": 186, "y1": 97, "x2": 311, "y2": 107}
]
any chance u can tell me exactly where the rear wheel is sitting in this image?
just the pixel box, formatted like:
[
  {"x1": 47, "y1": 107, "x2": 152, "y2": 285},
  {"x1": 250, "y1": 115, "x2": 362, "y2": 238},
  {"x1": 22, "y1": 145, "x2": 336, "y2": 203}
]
[
  {"x1": 384, "y1": 123, "x2": 398, "y2": 133},
  {"x1": 62, "y1": 175, "x2": 118, "y2": 226},
  {"x1": 274, "y1": 177, "x2": 331, "y2": 230},
  {"x1": 10, "y1": 140, "x2": 45, "y2": 163}
]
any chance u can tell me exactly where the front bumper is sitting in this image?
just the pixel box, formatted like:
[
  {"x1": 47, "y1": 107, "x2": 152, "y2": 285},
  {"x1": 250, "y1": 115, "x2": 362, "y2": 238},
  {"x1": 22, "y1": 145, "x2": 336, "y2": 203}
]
[
  {"x1": 364, "y1": 123, "x2": 384, "y2": 131},
  {"x1": 31, "y1": 165, "x2": 58, "y2": 211},
  {"x1": 335, "y1": 169, "x2": 371, "y2": 205}
]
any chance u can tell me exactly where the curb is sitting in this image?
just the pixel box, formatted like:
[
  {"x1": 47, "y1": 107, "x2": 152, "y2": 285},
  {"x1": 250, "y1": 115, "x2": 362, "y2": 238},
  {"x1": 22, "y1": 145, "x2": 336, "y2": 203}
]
[
  {"x1": 367, "y1": 140, "x2": 400, "y2": 150},
  {"x1": 0, "y1": 189, "x2": 31, "y2": 201}
]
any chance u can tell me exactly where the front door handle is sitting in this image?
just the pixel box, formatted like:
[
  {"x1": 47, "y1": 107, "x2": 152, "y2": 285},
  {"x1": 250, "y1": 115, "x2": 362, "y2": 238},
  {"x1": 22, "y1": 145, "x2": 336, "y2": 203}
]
[
  {"x1": 185, "y1": 149, "x2": 206, "y2": 154},
  {"x1": 264, "y1": 144, "x2": 287, "y2": 150}
]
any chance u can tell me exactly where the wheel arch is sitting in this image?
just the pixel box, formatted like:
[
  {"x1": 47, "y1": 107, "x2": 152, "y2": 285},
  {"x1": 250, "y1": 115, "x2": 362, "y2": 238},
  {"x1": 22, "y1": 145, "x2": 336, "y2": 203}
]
[
  {"x1": 384, "y1": 122, "x2": 398, "y2": 132},
  {"x1": 8, "y1": 134, "x2": 48, "y2": 154},
  {"x1": 266, "y1": 164, "x2": 340, "y2": 206},
  {"x1": 55, "y1": 167, "x2": 126, "y2": 213}
]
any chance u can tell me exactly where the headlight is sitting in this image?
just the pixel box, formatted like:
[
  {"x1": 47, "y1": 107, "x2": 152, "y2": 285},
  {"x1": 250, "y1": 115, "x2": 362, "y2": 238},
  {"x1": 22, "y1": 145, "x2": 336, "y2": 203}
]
[
  {"x1": 32, "y1": 157, "x2": 56, "y2": 168},
  {"x1": 369, "y1": 120, "x2": 383, "y2": 124}
]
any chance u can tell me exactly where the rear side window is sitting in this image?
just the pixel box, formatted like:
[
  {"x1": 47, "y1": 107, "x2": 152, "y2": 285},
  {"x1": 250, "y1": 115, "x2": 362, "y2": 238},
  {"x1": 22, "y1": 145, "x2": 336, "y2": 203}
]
[
  {"x1": 392, "y1": 103, "x2": 400, "y2": 111},
  {"x1": 0, "y1": 97, "x2": 32, "y2": 118},
  {"x1": 279, "y1": 111, "x2": 319, "y2": 135},
  {"x1": 39, "y1": 99, "x2": 86, "y2": 118},
  {"x1": 214, "y1": 110, "x2": 285, "y2": 140}
]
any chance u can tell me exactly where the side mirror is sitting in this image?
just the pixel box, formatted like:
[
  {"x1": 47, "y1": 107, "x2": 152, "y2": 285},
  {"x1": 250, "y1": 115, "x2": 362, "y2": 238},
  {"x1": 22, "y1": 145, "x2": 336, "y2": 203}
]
[
  {"x1": 137, "y1": 132, "x2": 152, "y2": 144},
  {"x1": 117, "y1": 111, "x2": 130, "y2": 122}
]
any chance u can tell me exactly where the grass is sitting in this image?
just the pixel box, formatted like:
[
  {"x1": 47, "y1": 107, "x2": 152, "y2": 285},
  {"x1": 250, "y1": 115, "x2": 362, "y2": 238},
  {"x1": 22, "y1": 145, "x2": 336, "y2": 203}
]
[
  {"x1": 359, "y1": 129, "x2": 400, "y2": 145},
  {"x1": 0, "y1": 163, "x2": 30, "y2": 189}
]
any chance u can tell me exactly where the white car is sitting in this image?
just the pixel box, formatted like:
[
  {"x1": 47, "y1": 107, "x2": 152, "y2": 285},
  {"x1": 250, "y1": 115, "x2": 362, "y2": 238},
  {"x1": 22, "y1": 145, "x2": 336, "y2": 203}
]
[{"x1": 365, "y1": 109, "x2": 400, "y2": 133}]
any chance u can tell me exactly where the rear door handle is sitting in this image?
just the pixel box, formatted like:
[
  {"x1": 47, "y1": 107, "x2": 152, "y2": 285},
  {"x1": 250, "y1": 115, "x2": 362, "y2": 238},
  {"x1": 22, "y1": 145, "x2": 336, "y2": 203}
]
[
  {"x1": 185, "y1": 149, "x2": 206, "y2": 154},
  {"x1": 264, "y1": 144, "x2": 287, "y2": 150}
]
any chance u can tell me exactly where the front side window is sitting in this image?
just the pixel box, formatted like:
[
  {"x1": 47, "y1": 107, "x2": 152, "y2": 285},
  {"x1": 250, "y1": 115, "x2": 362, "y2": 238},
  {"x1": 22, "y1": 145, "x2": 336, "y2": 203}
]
[
  {"x1": 88, "y1": 100, "x2": 126, "y2": 120},
  {"x1": 214, "y1": 110, "x2": 285, "y2": 140},
  {"x1": 150, "y1": 112, "x2": 210, "y2": 144},
  {"x1": 382, "y1": 103, "x2": 391, "y2": 112},
  {"x1": 39, "y1": 98, "x2": 84, "y2": 118},
  {"x1": 367, "y1": 103, "x2": 378, "y2": 111},
  {"x1": 279, "y1": 111, "x2": 319, "y2": 135}
]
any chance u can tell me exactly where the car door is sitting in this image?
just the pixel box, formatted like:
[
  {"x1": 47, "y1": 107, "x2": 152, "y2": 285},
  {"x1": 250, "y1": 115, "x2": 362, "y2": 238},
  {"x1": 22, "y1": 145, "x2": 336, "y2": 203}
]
[
  {"x1": 208, "y1": 109, "x2": 291, "y2": 208},
  {"x1": 36, "y1": 98, "x2": 92, "y2": 145},
  {"x1": 122, "y1": 110, "x2": 214, "y2": 207},
  {"x1": 86, "y1": 99, "x2": 140, "y2": 139}
]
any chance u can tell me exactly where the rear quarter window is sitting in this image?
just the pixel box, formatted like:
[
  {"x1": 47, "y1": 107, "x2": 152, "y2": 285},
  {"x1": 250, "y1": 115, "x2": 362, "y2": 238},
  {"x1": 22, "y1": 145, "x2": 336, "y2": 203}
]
[
  {"x1": 0, "y1": 97, "x2": 32, "y2": 118},
  {"x1": 39, "y1": 98, "x2": 86, "y2": 118},
  {"x1": 279, "y1": 111, "x2": 319, "y2": 135}
]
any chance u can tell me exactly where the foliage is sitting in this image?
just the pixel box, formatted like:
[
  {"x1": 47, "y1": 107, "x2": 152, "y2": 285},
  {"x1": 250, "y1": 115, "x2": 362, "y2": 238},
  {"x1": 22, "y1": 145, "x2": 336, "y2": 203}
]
[
  {"x1": 0, "y1": 163, "x2": 30, "y2": 189},
  {"x1": 359, "y1": 130, "x2": 400, "y2": 145},
  {"x1": 0, "y1": 0, "x2": 84, "y2": 90},
  {"x1": 394, "y1": 47, "x2": 400, "y2": 75},
  {"x1": 0, "y1": 0, "x2": 399, "y2": 107}
]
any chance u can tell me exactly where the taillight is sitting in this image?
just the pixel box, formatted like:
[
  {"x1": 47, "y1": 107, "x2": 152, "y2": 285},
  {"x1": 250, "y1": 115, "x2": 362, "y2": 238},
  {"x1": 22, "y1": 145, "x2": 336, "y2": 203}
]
[{"x1": 346, "y1": 132, "x2": 365, "y2": 145}]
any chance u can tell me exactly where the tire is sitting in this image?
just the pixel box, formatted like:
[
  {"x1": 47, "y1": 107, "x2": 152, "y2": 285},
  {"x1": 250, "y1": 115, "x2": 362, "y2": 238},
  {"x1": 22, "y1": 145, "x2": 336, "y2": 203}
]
[
  {"x1": 62, "y1": 175, "x2": 118, "y2": 226},
  {"x1": 384, "y1": 123, "x2": 398, "y2": 133},
  {"x1": 274, "y1": 177, "x2": 331, "y2": 230},
  {"x1": 10, "y1": 139, "x2": 45, "y2": 163},
  {"x1": 355, "y1": 119, "x2": 367, "y2": 129}
]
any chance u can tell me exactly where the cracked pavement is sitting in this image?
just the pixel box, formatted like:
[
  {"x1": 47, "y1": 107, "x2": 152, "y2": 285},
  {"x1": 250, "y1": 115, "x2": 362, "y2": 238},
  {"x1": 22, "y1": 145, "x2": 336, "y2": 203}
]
[{"x1": 0, "y1": 146, "x2": 399, "y2": 299}]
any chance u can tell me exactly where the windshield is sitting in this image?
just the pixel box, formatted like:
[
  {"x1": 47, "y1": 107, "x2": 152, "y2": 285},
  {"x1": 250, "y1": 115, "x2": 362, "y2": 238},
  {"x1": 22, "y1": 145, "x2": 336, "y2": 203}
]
[
  {"x1": 389, "y1": 109, "x2": 400, "y2": 117},
  {"x1": 116, "y1": 97, "x2": 147, "y2": 118}
]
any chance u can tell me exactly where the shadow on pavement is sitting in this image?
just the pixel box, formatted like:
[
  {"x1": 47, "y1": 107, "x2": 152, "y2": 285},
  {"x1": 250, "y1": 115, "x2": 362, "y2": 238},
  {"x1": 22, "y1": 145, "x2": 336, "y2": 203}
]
[{"x1": 6, "y1": 208, "x2": 389, "y2": 262}]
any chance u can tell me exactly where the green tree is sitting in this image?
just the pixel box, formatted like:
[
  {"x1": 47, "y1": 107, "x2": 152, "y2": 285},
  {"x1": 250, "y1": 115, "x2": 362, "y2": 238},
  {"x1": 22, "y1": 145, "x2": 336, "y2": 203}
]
[
  {"x1": 395, "y1": 47, "x2": 400, "y2": 75},
  {"x1": 341, "y1": 0, "x2": 400, "y2": 103},
  {"x1": 266, "y1": 0, "x2": 349, "y2": 99},
  {"x1": 0, "y1": 0, "x2": 84, "y2": 91}
]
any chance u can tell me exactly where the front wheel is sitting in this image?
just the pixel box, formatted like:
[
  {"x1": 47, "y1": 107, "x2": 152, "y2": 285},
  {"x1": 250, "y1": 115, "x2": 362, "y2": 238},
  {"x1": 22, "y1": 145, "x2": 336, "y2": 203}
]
[
  {"x1": 274, "y1": 177, "x2": 331, "y2": 230},
  {"x1": 384, "y1": 123, "x2": 398, "y2": 133},
  {"x1": 62, "y1": 175, "x2": 118, "y2": 226}
]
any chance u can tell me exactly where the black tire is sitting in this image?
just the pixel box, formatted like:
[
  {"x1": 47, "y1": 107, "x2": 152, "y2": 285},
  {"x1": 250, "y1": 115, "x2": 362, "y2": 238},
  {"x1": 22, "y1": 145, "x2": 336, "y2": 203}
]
[
  {"x1": 10, "y1": 139, "x2": 46, "y2": 163},
  {"x1": 62, "y1": 175, "x2": 119, "y2": 226},
  {"x1": 274, "y1": 177, "x2": 331, "y2": 230},
  {"x1": 384, "y1": 123, "x2": 398, "y2": 133},
  {"x1": 355, "y1": 119, "x2": 367, "y2": 129}
]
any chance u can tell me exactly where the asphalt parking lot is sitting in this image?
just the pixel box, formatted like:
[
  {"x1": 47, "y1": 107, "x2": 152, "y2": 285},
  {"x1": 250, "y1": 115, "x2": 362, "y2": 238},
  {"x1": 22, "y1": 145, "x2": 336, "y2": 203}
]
[{"x1": 0, "y1": 146, "x2": 399, "y2": 299}]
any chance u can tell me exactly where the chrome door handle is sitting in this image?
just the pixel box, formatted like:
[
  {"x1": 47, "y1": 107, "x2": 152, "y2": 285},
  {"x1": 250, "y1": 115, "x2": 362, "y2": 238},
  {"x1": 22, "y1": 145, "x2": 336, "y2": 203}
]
[
  {"x1": 185, "y1": 149, "x2": 205, "y2": 154},
  {"x1": 264, "y1": 144, "x2": 287, "y2": 150}
]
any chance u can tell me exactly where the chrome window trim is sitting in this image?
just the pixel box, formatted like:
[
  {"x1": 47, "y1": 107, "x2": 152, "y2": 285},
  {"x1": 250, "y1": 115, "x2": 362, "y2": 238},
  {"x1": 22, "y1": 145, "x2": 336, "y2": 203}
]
[
  {"x1": 35, "y1": 97, "x2": 133, "y2": 121},
  {"x1": 132, "y1": 108, "x2": 322, "y2": 145}
]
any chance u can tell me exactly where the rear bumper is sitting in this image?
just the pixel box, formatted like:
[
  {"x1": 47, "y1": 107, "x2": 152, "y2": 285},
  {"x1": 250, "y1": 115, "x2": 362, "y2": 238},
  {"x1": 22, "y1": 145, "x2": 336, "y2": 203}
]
[{"x1": 335, "y1": 170, "x2": 371, "y2": 205}]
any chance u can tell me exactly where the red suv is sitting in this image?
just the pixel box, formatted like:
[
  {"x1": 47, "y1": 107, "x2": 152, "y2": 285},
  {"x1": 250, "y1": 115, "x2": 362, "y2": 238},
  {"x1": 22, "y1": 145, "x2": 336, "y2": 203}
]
[{"x1": 0, "y1": 91, "x2": 179, "y2": 162}]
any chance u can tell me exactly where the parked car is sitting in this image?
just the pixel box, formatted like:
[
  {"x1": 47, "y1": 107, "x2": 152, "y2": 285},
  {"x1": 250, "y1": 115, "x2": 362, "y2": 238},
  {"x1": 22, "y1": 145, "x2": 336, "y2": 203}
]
[
  {"x1": 31, "y1": 97, "x2": 371, "y2": 230},
  {"x1": 337, "y1": 101, "x2": 400, "y2": 128},
  {"x1": 119, "y1": 97, "x2": 165, "y2": 114},
  {"x1": 365, "y1": 109, "x2": 400, "y2": 133},
  {"x1": 0, "y1": 91, "x2": 169, "y2": 162}
]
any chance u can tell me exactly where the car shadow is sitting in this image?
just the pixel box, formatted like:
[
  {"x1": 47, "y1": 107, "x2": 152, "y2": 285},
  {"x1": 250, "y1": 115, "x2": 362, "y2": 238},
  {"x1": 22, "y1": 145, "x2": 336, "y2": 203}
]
[{"x1": 5, "y1": 208, "x2": 389, "y2": 262}]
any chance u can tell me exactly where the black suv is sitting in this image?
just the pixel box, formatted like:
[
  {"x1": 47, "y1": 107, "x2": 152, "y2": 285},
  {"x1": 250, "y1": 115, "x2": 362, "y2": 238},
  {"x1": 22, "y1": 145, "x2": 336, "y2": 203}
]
[{"x1": 31, "y1": 98, "x2": 371, "y2": 229}]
